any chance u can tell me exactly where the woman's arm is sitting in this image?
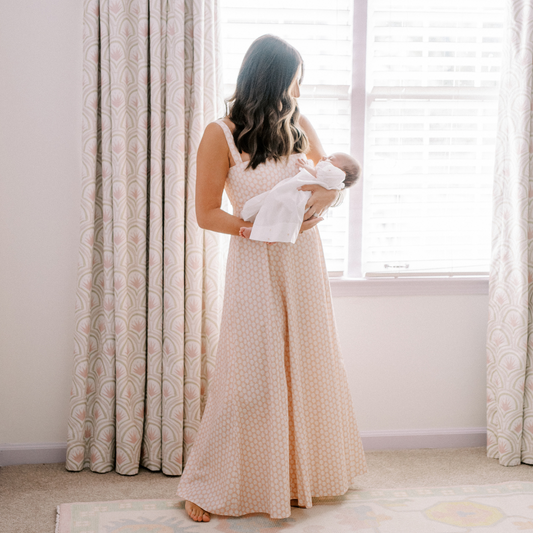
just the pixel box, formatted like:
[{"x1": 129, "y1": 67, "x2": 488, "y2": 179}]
[
  {"x1": 195, "y1": 122, "x2": 253, "y2": 235},
  {"x1": 299, "y1": 114, "x2": 327, "y2": 165},
  {"x1": 298, "y1": 115, "x2": 339, "y2": 218}
]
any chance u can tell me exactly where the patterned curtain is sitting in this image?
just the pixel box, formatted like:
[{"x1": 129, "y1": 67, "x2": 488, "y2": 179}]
[
  {"x1": 486, "y1": 0, "x2": 533, "y2": 467},
  {"x1": 66, "y1": 0, "x2": 223, "y2": 476}
]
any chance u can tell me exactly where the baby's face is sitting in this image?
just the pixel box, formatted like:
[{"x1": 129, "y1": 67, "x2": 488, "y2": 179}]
[{"x1": 320, "y1": 153, "x2": 351, "y2": 170}]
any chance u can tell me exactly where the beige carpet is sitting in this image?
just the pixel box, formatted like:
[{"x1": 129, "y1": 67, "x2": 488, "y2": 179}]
[{"x1": 1, "y1": 447, "x2": 532, "y2": 533}]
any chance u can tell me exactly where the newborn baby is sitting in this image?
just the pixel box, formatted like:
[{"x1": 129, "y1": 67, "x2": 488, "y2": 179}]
[{"x1": 239, "y1": 152, "x2": 361, "y2": 244}]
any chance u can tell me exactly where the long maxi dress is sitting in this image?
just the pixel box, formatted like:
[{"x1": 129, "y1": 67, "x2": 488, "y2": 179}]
[{"x1": 177, "y1": 119, "x2": 368, "y2": 519}]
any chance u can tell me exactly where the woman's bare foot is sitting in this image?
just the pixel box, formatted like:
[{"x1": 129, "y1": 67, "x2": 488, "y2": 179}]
[
  {"x1": 239, "y1": 227, "x2": 252, "y2": 239},
  {"x1": 185, "y1": 501, "x2": 210, "y2": 522}
]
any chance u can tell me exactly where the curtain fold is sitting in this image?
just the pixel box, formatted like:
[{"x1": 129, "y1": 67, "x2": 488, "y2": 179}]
[
  {"x1": 66, "y1": 0, "x2": 222, "y2": 476},
  {"x1": 486, "y1": 0, "x2": 533, "y2": 466}
]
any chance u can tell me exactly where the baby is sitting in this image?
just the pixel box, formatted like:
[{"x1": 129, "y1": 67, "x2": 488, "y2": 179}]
[{"x1": 239, "y1": 152, "x2": 361, "y2": 244}]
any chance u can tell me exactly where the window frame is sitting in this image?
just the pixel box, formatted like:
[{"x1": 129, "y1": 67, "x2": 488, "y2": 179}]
[{"x1": 338, "y1": 0, "x2": 490, "y2": 296}]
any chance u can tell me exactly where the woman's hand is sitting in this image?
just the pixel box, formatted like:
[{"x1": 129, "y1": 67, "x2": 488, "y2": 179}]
[
  {"x1": 299, "y1": 184, "x2": 338, "y2": 219},
  {"x1": 299, "y1": 214, "x2": 324, "y2": 234}
]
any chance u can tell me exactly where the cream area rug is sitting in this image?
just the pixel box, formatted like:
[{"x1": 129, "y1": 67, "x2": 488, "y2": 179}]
[{"x1": 56, "y1": 481, "x2": 533, "y2": 533}]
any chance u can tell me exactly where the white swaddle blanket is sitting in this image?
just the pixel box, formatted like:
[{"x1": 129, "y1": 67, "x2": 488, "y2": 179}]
[{"x1": 241, "y1": 159, "x2": 345, "y2": 244}]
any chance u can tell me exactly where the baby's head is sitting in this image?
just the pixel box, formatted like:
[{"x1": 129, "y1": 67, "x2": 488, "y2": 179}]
[{"x1": 322, "y1": 152, "x2": 361, "y2": 188}]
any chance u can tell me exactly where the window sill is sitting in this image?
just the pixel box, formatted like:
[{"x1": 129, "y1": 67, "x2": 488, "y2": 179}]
[{"x1": 329, "y1": 276, "x2": 489, "y2": 297}]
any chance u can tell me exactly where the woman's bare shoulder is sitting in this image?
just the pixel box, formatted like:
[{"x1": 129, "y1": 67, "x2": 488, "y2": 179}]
[
  {"x1": 199, "y1": 121, "x2": 231, "y2": 159},
  {"x1": 203, "y1": 117, "x2": 236, "y2": 138},
  {"x1": 220, "y1": 117, "x2": 236, "y2": 132},
  {"x1": 203, "y1": 120, "x2": 227, "y2": 141}
]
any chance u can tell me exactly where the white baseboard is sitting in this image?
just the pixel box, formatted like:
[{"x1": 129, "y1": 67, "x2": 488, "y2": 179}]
[
  {"x1": 0, "y1": 428, "x2": 486, "y2": 467},
  {"x1": 361, "y1": 427, "x2": 487, "y2": 451},
  {"x1": 0, "y1": 442, "x2": 67, "y2": 467}
]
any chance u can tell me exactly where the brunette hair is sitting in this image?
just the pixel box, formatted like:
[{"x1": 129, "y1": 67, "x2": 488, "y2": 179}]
[
  {"x1": 342, "y1": 159, "x2": 362, "y2": 188},
  {"x1": 226, "y1": 35, "x2": 309, "y2": 169}
]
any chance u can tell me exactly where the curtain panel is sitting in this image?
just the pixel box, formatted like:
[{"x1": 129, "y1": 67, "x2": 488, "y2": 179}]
[
  {"x1": 486, "y1": 0, "x2": 533, "y2": 466},
  {"x1": 66, "y1": 0, "x2": 223, "y2": 475}
]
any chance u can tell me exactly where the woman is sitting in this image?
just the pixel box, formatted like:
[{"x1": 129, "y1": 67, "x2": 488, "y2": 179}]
[{"x1": 177, "y1": 34, "x2": 368, "y2": 522}]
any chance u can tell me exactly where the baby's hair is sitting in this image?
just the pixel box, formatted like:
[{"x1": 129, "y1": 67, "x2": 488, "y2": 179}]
[{"x1": 342, "y1": 158, "x2": 361, "y2": 188}]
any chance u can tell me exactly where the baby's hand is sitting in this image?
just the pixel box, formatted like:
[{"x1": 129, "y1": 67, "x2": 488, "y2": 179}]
[
  {"x1": 297, "y1": 159, "x2": 318, "y2": 178},
  {"x1": 239, "y1": 227, "x2": 252, "y2": 239}
]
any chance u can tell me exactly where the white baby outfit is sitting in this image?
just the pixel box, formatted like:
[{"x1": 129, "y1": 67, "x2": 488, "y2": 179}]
[{"x1": 241, "y1": 159, "x2": 345, "y2": 243}]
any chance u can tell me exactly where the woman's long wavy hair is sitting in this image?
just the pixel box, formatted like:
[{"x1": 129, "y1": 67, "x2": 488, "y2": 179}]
[{"x1": 226, "y1": 35, "x2": 309, "y2": 169}]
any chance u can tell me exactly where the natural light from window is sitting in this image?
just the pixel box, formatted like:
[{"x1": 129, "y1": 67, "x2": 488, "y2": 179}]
[{"x1": 219, "y1": 0, "x2": 504, "y2": 276}]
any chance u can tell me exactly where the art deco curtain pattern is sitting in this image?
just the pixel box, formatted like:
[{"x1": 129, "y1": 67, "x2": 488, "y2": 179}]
[
  {"x1": 66, "y1": 0, "x2": 222, "y2": 475},
  {"x1": 486, "y1": 0, "x2": 533, "y2": 467}
]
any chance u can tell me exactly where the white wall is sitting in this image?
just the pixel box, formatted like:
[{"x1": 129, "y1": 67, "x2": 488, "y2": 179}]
[
  {"x1": 0, "y1": 1, "x2": 83, "y2": 443},
  {"x1": 335, "y1": 295, "x2": 488, "y2": 431},
  {"x1": 0, "y1": 1, "x2": 488, "y2": 447}
]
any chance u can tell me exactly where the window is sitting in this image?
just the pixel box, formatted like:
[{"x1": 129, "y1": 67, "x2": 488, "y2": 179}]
[
  {"x1": 220, "y1": 0, "x2": 504, "y2": 277},
  {"x1": 362, "y1": 0, "x2": 503, "y2": 276}
]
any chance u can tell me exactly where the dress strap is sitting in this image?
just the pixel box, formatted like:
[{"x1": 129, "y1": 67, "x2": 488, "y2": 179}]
[{"x1": 215, "y1": 119, "x2": 243, "y2": 164}]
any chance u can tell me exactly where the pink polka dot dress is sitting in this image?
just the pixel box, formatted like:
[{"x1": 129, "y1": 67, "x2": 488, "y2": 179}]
[{"x1": 176, "y1": 120, "x2": 368, "y2": 519}]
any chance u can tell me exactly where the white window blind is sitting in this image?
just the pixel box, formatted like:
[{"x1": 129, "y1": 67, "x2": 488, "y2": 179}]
[
  {"x1": 363, "y1": 0, "x2": 504, "y2": 275},
  {"x1": 220, "y1": 0, "x2": 353, "y2": 272}
]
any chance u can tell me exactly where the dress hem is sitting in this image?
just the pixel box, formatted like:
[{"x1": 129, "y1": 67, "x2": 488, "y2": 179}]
[{"x1": 177, "y1": 466, "x2": 370, "y2": 520}]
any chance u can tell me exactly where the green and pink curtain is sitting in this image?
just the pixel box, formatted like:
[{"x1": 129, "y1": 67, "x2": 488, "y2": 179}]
[
  {"x1": 486, "y1": 0, "x2": 533, "y2": 466},
  {"x1": 66, "y1": 0, "x2": 223, "y2": 476}
]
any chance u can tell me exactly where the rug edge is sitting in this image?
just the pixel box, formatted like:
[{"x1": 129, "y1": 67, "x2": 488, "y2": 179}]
[
  {"x1": 348, "y1": 480, "x2": 533, "y2": 493},
  {"x1": 55, "y1": 505, "x2": 59, "y2": 533},
  {"x1": 56, "y1": 502, "x2": 73, "y2": 533},
  {"x1": 56, "y1": 482, "x2": 533, "y2": 510},
  {"x1": 344, "y1": 480, "x2": 533, "y2": 499}
]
